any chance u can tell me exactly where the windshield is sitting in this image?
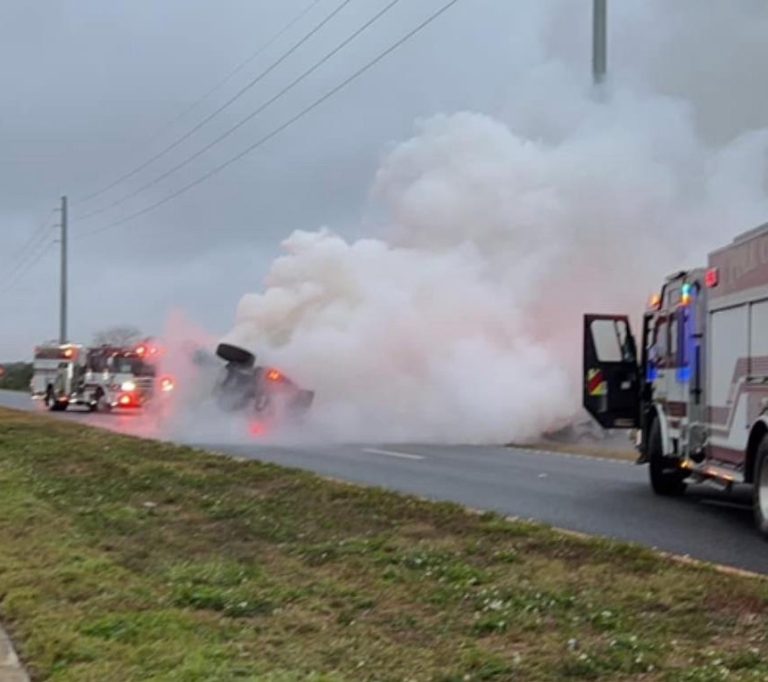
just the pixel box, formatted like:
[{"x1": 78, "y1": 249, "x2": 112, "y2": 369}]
[{"x1": 111, "y1": 357, "x2": 156, "y2": 376}]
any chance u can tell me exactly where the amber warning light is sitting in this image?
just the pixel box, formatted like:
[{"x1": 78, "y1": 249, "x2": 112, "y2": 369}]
[{"x1": 705, "y1": 267, "x2": 719, "y2": 288}]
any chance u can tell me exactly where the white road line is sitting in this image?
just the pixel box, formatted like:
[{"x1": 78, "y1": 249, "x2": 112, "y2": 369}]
[{"x1": 363, "y1": 447, "x2": 425, "y2": 461}]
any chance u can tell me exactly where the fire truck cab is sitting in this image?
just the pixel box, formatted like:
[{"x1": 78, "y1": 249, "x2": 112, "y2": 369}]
[
  {"x1": 83, "y1": 346, "x2": 158, "y2": 410},
  {"x1": 584, "y1": 223, "x2": 768, "y2": 537}
]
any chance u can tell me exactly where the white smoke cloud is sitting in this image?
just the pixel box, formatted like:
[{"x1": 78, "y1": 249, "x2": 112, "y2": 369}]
[{"x1": 193, "y1": 2, "x2": 768, "y2": 445}]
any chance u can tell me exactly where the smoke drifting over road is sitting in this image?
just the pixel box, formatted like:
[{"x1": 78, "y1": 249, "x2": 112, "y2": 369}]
[{"x1": 206, "y1": 2, "x2": 768, "y2": 444}]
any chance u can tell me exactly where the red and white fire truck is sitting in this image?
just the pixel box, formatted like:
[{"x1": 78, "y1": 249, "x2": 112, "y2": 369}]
[
  {"x1": 584, "y1": 223, "x2": 768, "y2": 537},
  {"x1": 31, "y1": 341, "x2": 173, "y2": 412}
]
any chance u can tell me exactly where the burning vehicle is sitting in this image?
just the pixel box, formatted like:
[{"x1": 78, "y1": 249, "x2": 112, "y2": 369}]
[{"x1": 208, "y1": 342, "x2": 314, "y2": 424}]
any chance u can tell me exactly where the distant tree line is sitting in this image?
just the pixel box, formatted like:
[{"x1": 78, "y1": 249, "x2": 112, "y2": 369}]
[{"x1": 0, "y1": 362, "x2": 33, "y2": 391}]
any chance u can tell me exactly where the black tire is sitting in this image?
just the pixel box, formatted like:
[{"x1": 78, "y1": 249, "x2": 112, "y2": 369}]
[
  {"x1": 90, "y1": 388, "x2": 109, "y2": 413},
  {"x1": 216, "y1": 343, "x2": 255, "y2": 366},
  {"x1": 648, "y1": 418, "x2": 687, "y2": 496},
  {"x1": 753, "y1": 436, "x2": 768, "y2": 538}
]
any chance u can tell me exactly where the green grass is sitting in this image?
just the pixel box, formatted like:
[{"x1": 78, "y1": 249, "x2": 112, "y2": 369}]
[{"x1": 0, "y1": 408, "x2": 767, "y2": 681}]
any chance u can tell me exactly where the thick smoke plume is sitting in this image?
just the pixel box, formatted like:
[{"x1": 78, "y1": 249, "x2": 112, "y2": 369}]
[{"x1": 199, "y1": 2, "x2": 768, "y2": 443}]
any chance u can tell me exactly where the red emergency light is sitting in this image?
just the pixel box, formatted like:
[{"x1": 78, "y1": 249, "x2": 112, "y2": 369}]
[{"x1": 705, "y1": 267, "x2": 719, "y2": 288}]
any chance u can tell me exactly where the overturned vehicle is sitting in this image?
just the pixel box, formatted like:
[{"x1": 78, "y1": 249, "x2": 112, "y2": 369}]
[{"x1": 211, "y1": 342, "x2": 314, "y2": 423}]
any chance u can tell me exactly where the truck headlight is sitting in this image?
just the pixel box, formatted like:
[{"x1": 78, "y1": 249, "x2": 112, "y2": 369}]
[{"x1": 121, "y1": 381, "x2": 136, "y2": 391}]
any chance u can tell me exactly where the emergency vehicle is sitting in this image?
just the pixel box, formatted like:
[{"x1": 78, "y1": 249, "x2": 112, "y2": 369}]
[
  {"x1": 583, "y1": 223, "x2": 768, "y2": 537},
  {"x1": 31, "y1": 344, "x2": 86, "y2": 409},
  {"x1": 31, "y1": 342, "x2": 173, "y2": 412}
]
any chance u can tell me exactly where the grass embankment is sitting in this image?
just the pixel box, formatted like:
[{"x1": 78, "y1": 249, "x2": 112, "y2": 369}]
[{"x1": 0, "y1": 409, "x2": 767, "y2": 681}]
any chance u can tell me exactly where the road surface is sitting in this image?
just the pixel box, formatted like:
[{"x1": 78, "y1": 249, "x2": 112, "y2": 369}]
[{"x1": 1, "y1": 390, "x2": 765, "y2": 574}]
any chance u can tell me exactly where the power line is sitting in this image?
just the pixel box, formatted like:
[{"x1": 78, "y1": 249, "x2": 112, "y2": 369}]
[
  {"x1": 1, "y1": 219, "x2": 56, "y2": 287},
  {"x1": 83, "y1": 0, "x2": 463, "y2": 237},
  {"x1": 0, "y1": 235, "x2": 56, "y2": 295},
  {"x1": 2, "y1": 209, "x2": 56, "y2": 269},
  {"x1": 75, "y1": 0, "x2": 354, "y2": 215},
  {"x1": 77, "y1": 0, "x2": 405, "y2": 221},
  {"x1": 144, "y1": 0, "x2": 325, "y2": 145}
]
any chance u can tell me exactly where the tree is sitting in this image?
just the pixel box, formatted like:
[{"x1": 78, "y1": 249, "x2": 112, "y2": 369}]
[
  {"x1": 92, "y1": 325, "x2": 143, "y2": 348},
  {"x1": 0, "y1": 362, "x2": 33, "y2": 391}
]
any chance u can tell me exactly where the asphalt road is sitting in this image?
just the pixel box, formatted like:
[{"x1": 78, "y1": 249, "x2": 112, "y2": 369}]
[{"x1": 1, "y1": 390, "x2": 765, "y2": 574}]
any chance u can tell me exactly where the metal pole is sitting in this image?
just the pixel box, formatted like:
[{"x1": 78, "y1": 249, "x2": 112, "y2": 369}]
[
  {"x1": 59, "y1": 195, "x2": 68, "y2": 344},
  {"x1": 593, "y1": 0, "x2": 607, "y2": 85}
]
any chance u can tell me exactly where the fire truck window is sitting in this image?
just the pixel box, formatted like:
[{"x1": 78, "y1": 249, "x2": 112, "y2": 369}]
[
  {"x1": 667, "y1": 285, "x2": 681, "y2": 308},
  {"x1": 590, "y1": 319, "x2": 630, "y2": 362},
  {"x1": 653, "y1": 319, "x2": 668, "y2": 357},
  {"x1": 669, "y1": 317, "x2": 678, "y2": 361}
]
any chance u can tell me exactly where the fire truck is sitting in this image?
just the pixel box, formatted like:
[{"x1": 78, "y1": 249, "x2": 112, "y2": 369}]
[
  {"x1": 583, "y1": 223, "x2": 768, "y2": 537},
  {"x1": 31, "y1": 342, "x2": 173, "y2": 412}
]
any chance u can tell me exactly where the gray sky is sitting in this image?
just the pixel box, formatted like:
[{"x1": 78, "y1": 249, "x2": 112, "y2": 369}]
[{"x1": 2, "y1": 0, "x2": 768, "y2": 358}]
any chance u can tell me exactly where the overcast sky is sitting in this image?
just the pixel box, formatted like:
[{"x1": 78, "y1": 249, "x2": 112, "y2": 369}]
[{"x1": 3, "y1": 0, "x2": 768, "y2": 359}]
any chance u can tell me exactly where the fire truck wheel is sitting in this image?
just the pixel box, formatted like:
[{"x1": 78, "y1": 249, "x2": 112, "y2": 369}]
[
  {"x1": 753, "y1": 436, "x2": 768, "y2": 537},
  {"x1": 91, "y1": 388, "x2": 110, "y2": 413},
  {"x1": 648, "y1": 419, "x2": 686, "y2": 496}
]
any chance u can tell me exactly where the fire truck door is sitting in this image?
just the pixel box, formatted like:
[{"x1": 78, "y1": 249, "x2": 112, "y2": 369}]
[{"x1": 583, "y1": 315, "x2": 640, "y2": 429}]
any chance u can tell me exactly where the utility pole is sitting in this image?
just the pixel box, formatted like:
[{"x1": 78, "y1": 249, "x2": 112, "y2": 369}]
[
  {"x1": 593, "y1": 0, "x2": 607, "y2": 86},
  {"x1": 59, "y1": 195, "x2": 68, "y2": 345}
]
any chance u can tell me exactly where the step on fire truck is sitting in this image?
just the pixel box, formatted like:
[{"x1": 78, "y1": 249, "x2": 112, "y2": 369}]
[
  {"x1": 31, "y1": 341, "x2": 173, "y2": 412},
  {"x1": 583, "y1": 223, "x2": 768, "y2": 538}
]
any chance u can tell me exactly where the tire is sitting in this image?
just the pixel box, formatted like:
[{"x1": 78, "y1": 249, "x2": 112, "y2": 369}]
[
  {"x1": 90, "y1": 388, "x2": 110, "y2": 413},
  {"x1": 753, "y1": 436, "x2": 768, "y2": 537},
  {"x1": 648, "y1": 418, "x2": 686, "y2": 496},
  {"x1": 216, "y1": 343, "x2": 255, "y2": 366}
]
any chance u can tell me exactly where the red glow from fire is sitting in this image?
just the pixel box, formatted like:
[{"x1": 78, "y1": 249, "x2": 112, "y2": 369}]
[{"x1": 249, "y1": 421, "x2": 267, "y2": 437}]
